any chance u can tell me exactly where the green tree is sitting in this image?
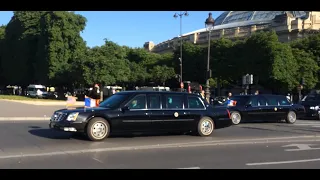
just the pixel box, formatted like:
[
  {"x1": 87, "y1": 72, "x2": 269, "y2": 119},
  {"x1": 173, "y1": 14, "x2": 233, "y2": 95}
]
[
  {"x1": 173, "y1": 42, "x2": 206, "y2": 83},
  {"x1": 239, "y1": 31, "x2": 298, "y2": 93},
  {"x1": 150, "y1": 65, "x2": 175, "y2": 86},
  {"x1": 79, "y1": 40, "x2": 130, "y2": 86},
  {"x1": 0, "y1": 11, "x2": 87, "y2": 88},
  {"x1": 1, "y1": 11, "x2": 45, "y2": 85},
  {"x1": 0, "y1": 25, "x2": 5, "y2": 83},
  {"x1": 38, "y1": 11, "x2": 87, "y2": 87},
  {"x1": 128, "y1": 62, "x2": 148, "y2": 86},
  {"x1": 209, "y1": 38, "x2": 234, "y2": 86},
  {"x1": 291, "y1": 33, "x2": 320, "y2": 58},
  {"x1": 292, "y1": 48, "x2": 319, "y2": 90}
]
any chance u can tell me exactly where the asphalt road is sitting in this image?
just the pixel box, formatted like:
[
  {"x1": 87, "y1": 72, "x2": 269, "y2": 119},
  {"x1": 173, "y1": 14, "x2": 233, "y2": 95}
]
[
  {"x1": 1, "y1": 120, "x2": 320, "y2": 168},
  {"x1": 0, "y1": 100, "x2": 63, "y2": 117}
]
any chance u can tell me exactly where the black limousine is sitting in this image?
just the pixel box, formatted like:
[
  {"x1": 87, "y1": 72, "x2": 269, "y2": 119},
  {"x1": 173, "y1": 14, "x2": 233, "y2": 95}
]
[
  {"x1": 49, "y1": 91, "x2": 232, "y2": 141},
  {"x1": 299, "y1": 93, "x2": 320, "y2": 119},
  {"x1": 219, "y1": 94, "x2": 305, "y2": 125}
]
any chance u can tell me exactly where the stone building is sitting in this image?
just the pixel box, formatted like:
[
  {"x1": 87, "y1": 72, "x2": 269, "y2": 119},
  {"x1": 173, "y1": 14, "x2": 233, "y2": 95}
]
[{"x1": 144, "y1": 11, "x2": 320, "y2": 54}]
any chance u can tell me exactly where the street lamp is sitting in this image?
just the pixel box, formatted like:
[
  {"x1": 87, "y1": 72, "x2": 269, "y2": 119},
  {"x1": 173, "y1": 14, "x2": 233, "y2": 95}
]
[
  {"x1": 174, "y1": 11, "x2": 189, "y2": 87},
  {"x1": 204, "y1": 12, "x2": 215, "y2": 103}
]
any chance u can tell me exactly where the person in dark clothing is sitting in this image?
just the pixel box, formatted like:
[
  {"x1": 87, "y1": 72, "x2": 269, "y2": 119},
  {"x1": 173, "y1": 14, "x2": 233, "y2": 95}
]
[{"x1": 88, "y1": 84, "x2": 101, "y2": 100}]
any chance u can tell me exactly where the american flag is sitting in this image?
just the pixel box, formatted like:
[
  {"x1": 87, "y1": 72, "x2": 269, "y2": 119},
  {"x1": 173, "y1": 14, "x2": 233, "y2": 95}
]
[{"x1": 66, "y1": 96, "x2": 76, "y2": 107}]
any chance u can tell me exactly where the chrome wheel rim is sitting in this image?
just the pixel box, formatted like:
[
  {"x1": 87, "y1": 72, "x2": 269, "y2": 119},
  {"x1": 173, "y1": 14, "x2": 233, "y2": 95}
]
[
  {"x1": 232, "y1": 113, "x2": 241, "y2": 124},
  {"x1": 288, "y1": 112, "x2": 296, "y2": 123},
  {"x1": 91, "y1": 122, "x2": 107, "y2": 139},
  {"x1": 201, "y1": 119, "x2": 213, "y2": 135}
]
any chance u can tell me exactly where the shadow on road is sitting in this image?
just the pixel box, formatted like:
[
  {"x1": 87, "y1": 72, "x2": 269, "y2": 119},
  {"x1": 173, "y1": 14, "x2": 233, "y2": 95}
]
[
  {"x1": 28, "y1": 129, "x2": 73, "y2": 140},
  {"x1": 28, "y1": 126, "x2": 42, "y2": 129},
  {"x1": 28, "y1": 128, "x2": 190, "y2": 141},
  {"x1": 240, "y1": 126, "x2": 307, "y2": 135}
]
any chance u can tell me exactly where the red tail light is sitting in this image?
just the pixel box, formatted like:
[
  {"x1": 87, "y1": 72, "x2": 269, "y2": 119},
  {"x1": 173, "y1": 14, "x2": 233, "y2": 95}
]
[{"x1": 227, "y1": 109, "x2": 231, "y2": 119}]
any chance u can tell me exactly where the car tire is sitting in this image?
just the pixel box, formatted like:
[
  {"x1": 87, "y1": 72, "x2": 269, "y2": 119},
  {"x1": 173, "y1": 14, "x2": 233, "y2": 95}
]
[
  {"x1": 196, "y1": 116, "x2": 215, "y2": 137},
  {"x1": 86, "y1": 117, "x2": 110, "y2": 141},
  {"x1": 231, "y1": 111, "x2": 241, "y2": 125},
  {"x1": 285, "y1": 111, "x2": 297, "y2": 124}
]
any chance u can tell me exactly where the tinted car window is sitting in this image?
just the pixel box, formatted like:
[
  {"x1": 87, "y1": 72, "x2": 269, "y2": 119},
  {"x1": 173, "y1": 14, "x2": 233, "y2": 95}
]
[
  {"x1": 303, "y1": 94, "x2": 320, "y2": 101},
  {"x1": 165, "y1": 95, "x2": 184, "y2": 109},
  {"x1": 266, "y1": 96, "x2": 279, "y2": 106},
  {"x1": 258, "y1": 96, "x2": 268, "y2": 106},
  {"x1": 127, "y1": 95, "x2": 146, "y2": 109},
  {"x1": 277, "y1": 96, "x2": 291, "y2": 105},
  {"x1": 188, "y1": 96, "x2": 205, "y2": 109},
  {"x1": 149, "y1": 94, "x2": 161, "y2": 109},
  {"x1": 99, "y1": 94, "x2": 130, "y2": 108},
  {"x1": 249, "y1": 96, "x2": 258, "y2": 106}
]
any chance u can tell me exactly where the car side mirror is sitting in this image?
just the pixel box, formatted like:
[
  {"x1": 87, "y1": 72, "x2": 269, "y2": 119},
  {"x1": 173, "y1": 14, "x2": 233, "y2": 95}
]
[
  {"x1": 245, "y1": 104, "x2": 252, "y2": 108},
  {"x1": 121, "y1": 106, "x2": 130, "y2": 112}
]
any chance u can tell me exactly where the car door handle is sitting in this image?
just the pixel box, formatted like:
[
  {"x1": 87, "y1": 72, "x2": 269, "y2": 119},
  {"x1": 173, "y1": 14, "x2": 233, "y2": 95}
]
[{"x1": 145, "y1": 113, "x2": 149, "y2": 115}]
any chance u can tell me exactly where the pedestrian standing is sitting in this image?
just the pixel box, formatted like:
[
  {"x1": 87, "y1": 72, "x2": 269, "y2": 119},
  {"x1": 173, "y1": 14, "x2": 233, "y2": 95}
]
[
  {"x1": 200, "y1": 90, "x2": 205, "y2": 99},
  {"x1": 88, "y1": 84, "x2": 101, "y2": 106}
]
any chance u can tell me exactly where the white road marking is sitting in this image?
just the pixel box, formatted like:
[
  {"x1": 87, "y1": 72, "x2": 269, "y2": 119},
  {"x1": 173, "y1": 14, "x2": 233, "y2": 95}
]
[
  {"x1": 177, "y1": 167, "x2": 200, "y2": 169},
  {"x1": 92, "y1": 157, "x2": 104, "y2": 164},
  {"x1": 294, "y1": 124, "x2": 320, "y2": 126},
  {"x1": 0, "y1": 117, "x2": 50, "y2": 121},
  {"x1": 0, "y1": 136, "x2": 319, "y2": 159},
  {"x1": 282, "y1": 144, "x2": 320, "y2": 151},
  {"x1": 246, "y1": 158, "x2": 320, "y2": 166}
]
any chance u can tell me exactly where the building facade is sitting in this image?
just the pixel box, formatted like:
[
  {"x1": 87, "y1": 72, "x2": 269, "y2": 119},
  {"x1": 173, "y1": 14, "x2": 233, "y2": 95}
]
[{"x1": 144, "y1": 11, "x2": 320, "y2": 54}]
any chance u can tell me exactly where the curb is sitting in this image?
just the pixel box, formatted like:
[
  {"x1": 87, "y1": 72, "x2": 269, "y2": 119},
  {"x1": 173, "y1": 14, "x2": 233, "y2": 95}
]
[{"x1": 0, "y1": 117, "x2": 51, "y2": 121}]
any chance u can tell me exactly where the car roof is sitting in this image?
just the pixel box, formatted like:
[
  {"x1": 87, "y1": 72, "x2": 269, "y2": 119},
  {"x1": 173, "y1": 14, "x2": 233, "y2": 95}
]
[
  {"x1": 116, "y1": 91, "x2": 194, "y2": 95},
  {"x1": 233, "y1": 94, "x2": 285, "y2": 98}
]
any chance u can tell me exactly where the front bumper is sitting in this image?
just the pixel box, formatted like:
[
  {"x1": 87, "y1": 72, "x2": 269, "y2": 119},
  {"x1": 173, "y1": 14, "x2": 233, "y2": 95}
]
[
  {"x1": 304, "y1": 109, "x2": 319, "y2": 119},
  {"x1": 49, "y1": 120, "x2": 86, "y2": 132}
]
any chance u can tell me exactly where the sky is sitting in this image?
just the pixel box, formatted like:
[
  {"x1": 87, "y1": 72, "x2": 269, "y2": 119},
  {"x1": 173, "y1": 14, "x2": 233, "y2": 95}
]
[{"x1": 0, "y1": 11, "x2": 223, "y2": 48}]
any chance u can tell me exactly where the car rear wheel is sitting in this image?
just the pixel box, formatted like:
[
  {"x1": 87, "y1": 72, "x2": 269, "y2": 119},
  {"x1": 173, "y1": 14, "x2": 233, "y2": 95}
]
[
  {"x1": 86, "y1": 117, "x2": 110, "y2": 141},
  {"x1": 231, "y1": 111, "x2": 241, "y2": 125},
  {"x1": 196, "y1": 117, "x2": 215, "y2": 136},
  {"x1": 286, "y1": 111, "x2": 297, "y2": 124}
]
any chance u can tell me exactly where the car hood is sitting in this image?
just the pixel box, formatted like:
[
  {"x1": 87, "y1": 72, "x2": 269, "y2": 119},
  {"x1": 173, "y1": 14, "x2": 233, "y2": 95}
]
[{"x1": 55, "y1": 107, "x2": 110, "y2": 114}]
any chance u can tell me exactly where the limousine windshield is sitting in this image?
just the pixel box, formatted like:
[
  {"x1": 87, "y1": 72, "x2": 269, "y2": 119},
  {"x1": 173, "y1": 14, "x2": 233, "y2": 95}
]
[{"x1": 99, "y1": 94, "x2": 129, "y2": 108}]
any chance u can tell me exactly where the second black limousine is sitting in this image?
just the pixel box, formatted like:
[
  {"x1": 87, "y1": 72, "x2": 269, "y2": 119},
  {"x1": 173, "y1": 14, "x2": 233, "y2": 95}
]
[
  {"x1": 49, "y1": 91, "x2": 232, "y2": 141},
  {"x1": 221, "y1": 94, "x2": 305, "y2": 125}
]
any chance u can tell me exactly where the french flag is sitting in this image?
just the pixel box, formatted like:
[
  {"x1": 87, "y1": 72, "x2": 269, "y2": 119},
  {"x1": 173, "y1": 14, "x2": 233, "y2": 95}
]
[
  {"x1": 227, "y1": 100, "x2": 237, "y2": 106},
  {"x1": 84, "y1": 96, "x2": 97, "y2": 107}
]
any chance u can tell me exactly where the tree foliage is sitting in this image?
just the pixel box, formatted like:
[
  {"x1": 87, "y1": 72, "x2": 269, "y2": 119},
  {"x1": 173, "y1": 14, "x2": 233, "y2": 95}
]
[{"x1": 0, "y1": 11, "x2": 319, "y2": 94}]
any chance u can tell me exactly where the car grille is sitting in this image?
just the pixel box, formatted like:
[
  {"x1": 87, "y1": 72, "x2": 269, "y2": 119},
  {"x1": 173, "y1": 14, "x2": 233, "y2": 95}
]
[{"x1": 51, "y1": 113, "x2": 67, "y2": 122}]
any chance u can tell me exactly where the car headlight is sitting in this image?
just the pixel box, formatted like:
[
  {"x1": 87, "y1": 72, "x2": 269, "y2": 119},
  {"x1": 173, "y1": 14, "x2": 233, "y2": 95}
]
[
  {"x1": 310, "y1": 106, "x2": 315, "y2": 110},
  {"x1": 315, "y1": 106, "x2": 319, "y2": 110},
  {"x1": 66, "y1": 112, "x2": 79, "y2": 121}
]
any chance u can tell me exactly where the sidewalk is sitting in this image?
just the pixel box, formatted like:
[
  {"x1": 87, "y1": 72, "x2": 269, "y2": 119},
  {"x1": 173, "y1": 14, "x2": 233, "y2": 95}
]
[
  {"x1": 0, "y1": 99, "x2": 84, "y2": 106},
  {"x1": 0, "y1": 100, "x2": 83, "y2": 121}
]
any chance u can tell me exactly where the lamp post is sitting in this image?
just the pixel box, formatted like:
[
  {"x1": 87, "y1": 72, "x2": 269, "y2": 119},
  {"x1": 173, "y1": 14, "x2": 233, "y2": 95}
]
[
  {"x1": 174, "y1": 11, "x2": 189, "y2": 87},
  {"x1": 204, "y1": 12, "x2": 215, "y2": 103}
]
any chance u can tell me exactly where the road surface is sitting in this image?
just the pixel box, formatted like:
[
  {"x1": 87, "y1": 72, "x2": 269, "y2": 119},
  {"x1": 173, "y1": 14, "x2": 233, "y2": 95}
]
[{"x1": 1, "y1": 120, "x2": 320, "y2": 168}]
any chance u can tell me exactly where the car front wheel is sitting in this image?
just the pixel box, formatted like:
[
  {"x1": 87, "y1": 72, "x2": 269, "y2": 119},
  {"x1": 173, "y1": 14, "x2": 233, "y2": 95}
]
[
  {"x1": 86, "y1": 117, "x2": 110, "y2": 141},
  {"x1": 286, "y1": 111, "x2": 297, "y2": 124},
  {"x1": 231, "y1": 111, "x2": 241, "y2": 125},
  {"x1": 196, "y1": 117, "x2": 215, "y2": 137}
]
